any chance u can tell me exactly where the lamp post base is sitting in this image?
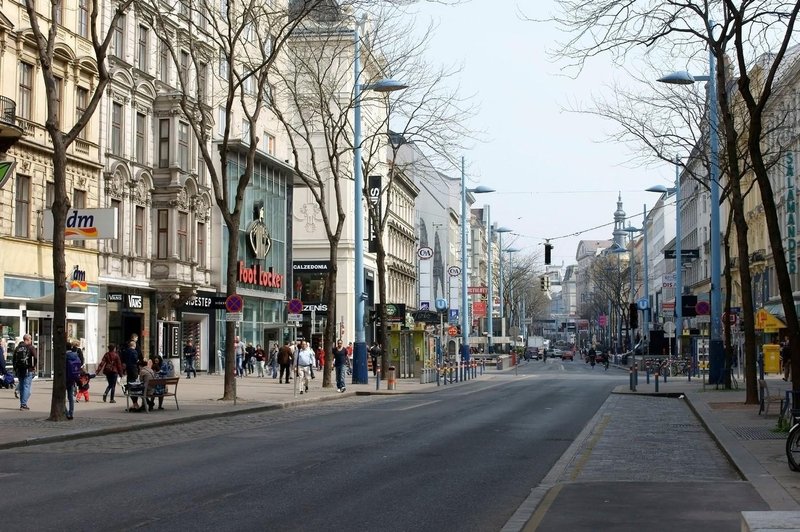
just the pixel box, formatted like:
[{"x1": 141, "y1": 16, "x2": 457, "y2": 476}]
[
  {"x1": 352, "y1": 341, "x2": 369, "y2": 384},
  {"x1": 461, "y1": 344, "x2": 470, "y2": 362},
  {"x1": 708, "y1": 339, "x2": 726, "y2": 385}
]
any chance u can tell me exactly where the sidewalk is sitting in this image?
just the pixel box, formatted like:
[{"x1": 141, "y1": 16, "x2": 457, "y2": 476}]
[{"x1": 0, "y1": 369, "x2": 444, "y2": 449}]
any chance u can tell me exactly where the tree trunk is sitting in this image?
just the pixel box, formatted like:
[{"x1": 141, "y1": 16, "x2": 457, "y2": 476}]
[
  {"x1": 322, "y1": 245, "x2": 338, "y2": 388},
  {"x1": 48, "y1": 139, "x2": 68, "y2": 421},
  {"x1": 377, "y1": 241, "x2": 389, "y2": 379},
  {"x1": 222, "y1": 224, "x2": 240, "y2": 400}
]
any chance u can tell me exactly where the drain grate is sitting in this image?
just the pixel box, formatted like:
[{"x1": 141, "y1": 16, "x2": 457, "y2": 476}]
[{"x1": 729, "y1": 425, "x2": 786, "y2": 440}]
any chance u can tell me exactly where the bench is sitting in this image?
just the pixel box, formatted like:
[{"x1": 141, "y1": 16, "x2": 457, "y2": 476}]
[
  {"x1": 125, "y1": 377, "x2": 180, "y2": 412},
  {"x1": 758, "y1": 379, "x2": 783, "y2": 416}
]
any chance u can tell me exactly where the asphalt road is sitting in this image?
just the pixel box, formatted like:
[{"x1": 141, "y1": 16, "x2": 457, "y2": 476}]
[{"x1": 2, "y1": 359, "x2": 620, "y2": 531}]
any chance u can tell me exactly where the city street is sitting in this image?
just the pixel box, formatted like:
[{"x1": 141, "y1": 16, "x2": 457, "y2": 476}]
[{"x1": 2, "y1": 361, "x2": 617, "y2": 531}]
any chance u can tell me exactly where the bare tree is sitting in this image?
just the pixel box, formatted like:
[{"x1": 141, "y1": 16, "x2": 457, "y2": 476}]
[
  {"x1": 145, "y1": 0, "x2": 325, "y2": 399},
  {"x1": 22, "y1": 0, "x2": 131, "y2": 420},
  {"x1": 545, "y1": 1, "x2": 800, "y2": 401}
]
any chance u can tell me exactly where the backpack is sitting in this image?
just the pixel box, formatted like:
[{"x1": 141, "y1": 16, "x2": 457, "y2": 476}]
[
  {"x1": 66, "y1": 353, "x2": 82, "y2": 384},
  {"x1": 13, "y1": 343, "x2": 31, "y2": 373}
]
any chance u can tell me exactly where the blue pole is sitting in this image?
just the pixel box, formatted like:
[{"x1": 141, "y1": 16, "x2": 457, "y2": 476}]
[
  {"x1": 643, "y1": 204, "x2": 649, "y2": 350},
  {"x1": 498, "y1": 232, "x2": 505, "y2": 351},
  {"x1": 708, "y1": 46, "x2": 725, "y2": 384},
  {"x1": 460, "y1": 156, "x2": 470, "y2": 364},
  {"x1": 487, "y1": 206, "x2": 493, "y2": 354},
  {"x1": 675, "y1": 155, "x2": 683, "y2": 359},
  {"x1": 352, "y1": 23, "x2": 368, "y2": 385}
]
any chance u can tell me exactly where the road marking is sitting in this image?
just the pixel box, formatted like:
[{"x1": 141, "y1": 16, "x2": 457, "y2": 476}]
[{"x1": 393, "y1": 400, "x2": 440, "y2": 411}]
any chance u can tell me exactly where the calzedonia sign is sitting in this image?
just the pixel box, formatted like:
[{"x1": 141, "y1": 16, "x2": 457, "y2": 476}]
[{"x1": 238, "y1": 261, "x2": 284, "y2": 288}]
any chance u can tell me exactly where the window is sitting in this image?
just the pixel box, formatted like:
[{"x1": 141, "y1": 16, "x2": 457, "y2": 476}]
[
  {"x1": 158, "y1": 119, "x2": 170, "y2": 168},
  {"x1": 78, "y1": 0, "x2": 89, "y2": 38},
  {"x1": 196, "y1": 221, "x2": 205, "y2": 267},
  {"x1": 113, "y1": 15, "x2": 125, "y2": 56},
  {"x1": 180, "y1": 50, "x2": 190, "y2": 84},
  {"x1": 159, "y1": 42, "x2": 170, "y2": 82},
  {"x1": 14, "y1": 175, "x2": 30, "y2": 238},
  {"x1": 54, "y1": 76, "x2": 63, "y2": 124},
  {"x1": 137, "y1": 25, "x2": 149, "y2": 71},
  {"x1": 242, "y1": 119, "x2": 250, "y2": 144},
  {"x1": 110, "y1": 199, "x2": 121, "y2": 253},
  {"x1": 263, "y1": 132, "x2": 276, "y2": 155},
  {"x1": 179, "y1": 0, "x2": 189, "y2": 17},
  {"x1": 218, "y1": 107, "x2": 227, "y2": 137},
  {"x1": 135, "y1": 112, "x2": 146, "y2": 163},
  {"x1": 243, "y1": 70, "x2": 254, "y2": 95},
  {"x1": 45, "y1": 181, "x2": 55, "y2": 209},
  {"x1": 157, "y1": 209, "x2": 169, "y2": 259},
  {"x1": 178, "y1": 121, "x2": 189, "y2": 169},
  {"x1": 197, "y1": 62, "x2": 207, "y2": 101},
  {"x1": 219, "y1": 51, "x2": 228, "y2": 78},
  {"x1": 18, "y1": 62, "x2": 33, "y2": 120},
  {"x1": 53, "y1": 1, "x2": 64, "y2": 25},
  {"x1": 73, "y1": 189, "x2": 86, "y2": 248},
  {"x1": 177, "y1": 212, "x2": 188, "y2": 261},
  {"x1": 76, "y1": 87, "x2": 89, "y2": 139},
  {"x1": 111, "y1": 102, "x2": 123, "y2": 156},
  {"x1": 134, "y1": 206, "x2": 144, "y2": 257}
]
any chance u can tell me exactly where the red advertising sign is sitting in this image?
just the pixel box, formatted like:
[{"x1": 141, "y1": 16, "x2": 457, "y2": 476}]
[
  {"x1": 472, "y1": 301, "x2": 487, "y2": 318},
  {"x1": 467, "y1": 286, "x2": 487, "y2": 295}
]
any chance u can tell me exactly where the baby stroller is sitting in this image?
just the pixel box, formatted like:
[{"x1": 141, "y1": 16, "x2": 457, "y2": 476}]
[{"x1": 0, "y1": 369, "x2": 15, "y2": 390}]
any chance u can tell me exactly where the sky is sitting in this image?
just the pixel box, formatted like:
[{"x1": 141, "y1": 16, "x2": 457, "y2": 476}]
[{"x1": 409, "y1": 0, "x2": 674, "y2": 268}]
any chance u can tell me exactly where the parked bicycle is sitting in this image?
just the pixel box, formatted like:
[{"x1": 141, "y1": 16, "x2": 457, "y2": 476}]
[{"x1": 785, "y1": 392, "x2": 800, "y2": 471}]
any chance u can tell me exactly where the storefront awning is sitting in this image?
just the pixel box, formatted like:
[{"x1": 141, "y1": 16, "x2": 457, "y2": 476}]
[
  {"x1": 28, "y1": 290, "x2": 97, "y2": 306},
  {"x1": 756, "y1": 306, "x2": 787, "y2": 330}
]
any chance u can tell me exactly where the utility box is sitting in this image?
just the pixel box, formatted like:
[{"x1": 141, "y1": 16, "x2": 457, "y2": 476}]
[{"x1": 763, "y1": 344, "x2": 781, "y2": 374}]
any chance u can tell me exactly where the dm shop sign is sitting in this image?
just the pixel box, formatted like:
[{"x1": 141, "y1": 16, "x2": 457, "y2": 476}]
[
  {"x1": 238, "y1": 261, "x2": 284, "y2": 289},
  {"x1": 43, "y1": 208, "x2": 118, "y2": 240},
  {"x1": 787, "y1": 152, "x2": 796, "y2": 274}
]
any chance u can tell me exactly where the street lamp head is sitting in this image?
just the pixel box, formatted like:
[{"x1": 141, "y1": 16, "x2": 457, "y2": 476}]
[
  {"x1": 494, "y1": 226, "x2": 513, "y2": 234},
  {"x1": 607, "y1": 243, "x2": 627, "y2": 254},
  {"x1": 646, "y1": 184, "x2": 673, "y2": 194},
  {"x1": 365, "y1": 78, "x2": 408, "y2": 93},
  {"x1": 469, "y1": 185, "x2": 495, "y2": 194},
  {"x1": 624, "y1": 225, "x2": 642, "y2": 233},
  {"x1": 504, "y1": 247, "x2": 521, "y2": 253},
  {"x1": 657, "y1": 71, "x2": 696, "y2": 85}
]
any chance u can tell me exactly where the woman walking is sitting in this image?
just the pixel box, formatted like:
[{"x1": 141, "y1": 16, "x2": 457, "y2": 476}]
[{"x1": 96, "y1": 344, "x2": 124, "y2": 403}]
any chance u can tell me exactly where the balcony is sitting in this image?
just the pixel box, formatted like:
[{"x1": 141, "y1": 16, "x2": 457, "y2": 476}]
[{"x1": 0, "y1": 96, "x2": 24, "y2": 153}]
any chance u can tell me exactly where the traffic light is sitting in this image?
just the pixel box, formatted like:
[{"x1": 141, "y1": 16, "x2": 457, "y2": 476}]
[
  {"x1": 540, "y1": 276, "x2": 547, "y2": 292},
  {"x1": 544, "y1": 243, "x2": 553, "y2": 265},
  {"x1": 629, "y1": 303, "x2": 639, "y2": 329}
]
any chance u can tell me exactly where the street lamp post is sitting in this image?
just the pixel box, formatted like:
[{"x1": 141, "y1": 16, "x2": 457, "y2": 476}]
[
  {"x1": 487, "y1": 216, "x2": 512, "y2": 355},
  {"x1": 648, "y1": 159, "x2": 682, "y2": 358},
  {"x1": 504, "y1": 246, "x2": 521, "y2": 349},
  {"x1": 659, "y1": 48, "x2": 723, "y2": 383},
  {"x1": 460, "y1": 157, "x2": 494, "y2": 363},
  {"x1": 352, "y1": 20, "x2": 407, "y2": 384},
  {"x1": 624, "y1": 218, "x2": 648, "y2": 351},
  {"x1": 497, "y1": 230, "x2": 514, "y2": 350}
]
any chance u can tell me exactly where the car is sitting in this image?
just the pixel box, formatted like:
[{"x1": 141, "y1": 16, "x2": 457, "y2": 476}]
[
  {"x1": 561, "y1": 350, "x2": 574, "y2": 361},
  {"x1": 524, "y1": 347, "x2": 540, "y2": 360}
]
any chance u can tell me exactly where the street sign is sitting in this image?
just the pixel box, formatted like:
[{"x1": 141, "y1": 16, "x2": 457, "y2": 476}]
[
  {"x1": 664, "y1": 249, "x2": 700, "y2": 259},
  {"x1": 288, "y1": 298, "x2": 303, "y2": 314},
  {"x1": 598, "y1": 315, "x2": 608, "y2": 327},
  {"x1": 695, "y1": 300, "x2": 710, "y2": 315},
  {"x1": 225, "y1": 294, "x2": 244, "y2": 313},
  {"x1": 723, "y1": 311, "x2": 738, "y2": 325},
  {"x1": 662, "y1": 273, "x2": 675, "y2": 289},
  {"x1": 447, "y1": 326, "x2": 458, "y2": 337},
  {"x1": 637, "y1": 297, "x2": 649, "y2": 311},
  {"x1": 467, "y1": 286, "x2": 487, "y2": 295},
  {"x1": 435, "y1": 298, "x2": 448, "y2": 311},
  {"x1": 523, "y1": 318, "x2": 532, "y2": 325},
  {"x1": 288, "y1": 313, "x2": 302, "y2": 322},
  {"x1": 696, "y1": 315, "x2": 711, "y2": 323},
  {"x1": 420, "y1": 301, "x2": 430, "y2": 311},
  {"x1": 448, "y1": 266, "x2": 461, "y2": 276},
  {"x1": 663, "y1": 321, "x2": 676, "y2": 334},
  {"x1": 225, "y1": 312, "x2": 243, "y2": 322}
]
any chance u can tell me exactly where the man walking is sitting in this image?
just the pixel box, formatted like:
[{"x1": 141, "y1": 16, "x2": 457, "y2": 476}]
[
  {"x1": 183, "y1": 339, "x2": 197, "y2": 379},
  {"x1": 278, "y1": 341, "x2": 293, "y2": 384},
  {"x1": 332, "y1": 339, "x2": 348, "y2": 393},
  {"x1": 13, "y1": 334, "x2": 37, "y2": 411},
  {"x1": 295, "y1": 340, "x2": 315, "y2": 394},
  {"x1": 782, "y1": 337, "x2": 791, "y2": 381}
]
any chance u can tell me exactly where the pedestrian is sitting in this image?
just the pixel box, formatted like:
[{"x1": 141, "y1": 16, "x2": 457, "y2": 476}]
[
  {"x1": 782, "y1": 338, "x2": 791, "y2": 381},
  {"x1": 183, "y1": 339, "x2": 197, "y2": 379},
  {"x1": 12, "y1": 334, "x2": 37, "y2": 411},
  {"x1": 246, "y1": 342, "x2": 256, "y2": 375},
  {"x1": 75, "y1": 370, "x2": 95, "y2": 403},
  {"x1": 268, "y1": 343, "x2": 279, "y2": 379},
  {"x1": 121, "y1": 340, "x2": 141, "y2": 410},
  {"x1": 65, "y1": 344, "x2": 82, "y2": 419},
  {"x1": 332, "y1": 339, "x2": 348, "y2": 393},
  {"x1": 588, "y1": 346, "x2": 596, "y2": 368},
  {"x1": 278, "y1": 341, "x2": 293, "y2": 383},
  {"x1": 255, "y1": 344, "x2": 266, "y2": 377},
  {"x1": 234, "y1": 336, "x2": 245, "y2": 378},
  {"x1": 316, "y1": 345, "x2": 325, "y2": 371},
  {"x1": 370, "y1": 342, "x2": 381, "y2": 376},
  {"x1": 346, "y1": 342, "x2": 353, "y2": 366},
  {"x1": 295, "y1": 340, "x2": 315, "y2": 394},
  {"x1": 130, "y1": 359, "x2": 154, "y2": 413},
  {"x1": 97, "y1": 344, "x2": 124, "y2": 403},
  {"x1": 148, "y1": 356, "x2": 167, "y2": 411}
]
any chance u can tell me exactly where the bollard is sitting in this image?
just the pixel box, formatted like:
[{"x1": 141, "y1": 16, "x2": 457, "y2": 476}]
[
  {"x1": 646, "y1": 367, "x2": 650, "y2": 385},
  {"x1": 387, "y1": 366, "x2": 396, "y2": 390},
  {"x1": 663, "y1": 369, "x2": 668, "y2": 383},
  {"x1": 437, "y1": 365, "x2": 441, "y2": 386},
  {"x1": 376, "y1": 367, "x2": 381, "y2": 390},
  {"x1": 629, "y1": 366, "x2": 634, "y2": 391},
  {"x1": 655, "y1": 372, "x2": 660, "y2": 393},
  {"x1": 634, "y1": 363, "x2": 639, "y2": 387},
  {"x1": 688, "y1": 362, "x2": 691, "y2": 382}
]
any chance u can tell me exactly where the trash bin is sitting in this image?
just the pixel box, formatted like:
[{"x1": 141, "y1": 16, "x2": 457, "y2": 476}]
[
  {"x1": 387, "y1": 366, "x2": 396, "y2": 390},
  {"x1": 763, "y1": 344, "x2": 781, "y2": 375}
]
